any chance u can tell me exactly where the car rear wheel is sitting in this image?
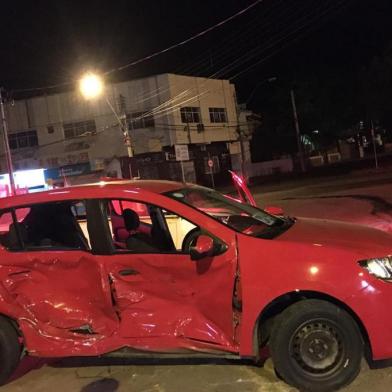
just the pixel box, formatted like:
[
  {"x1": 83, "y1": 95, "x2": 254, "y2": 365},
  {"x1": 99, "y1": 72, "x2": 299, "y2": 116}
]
[
  {"x1": 269, "y1": 299, "x2": 362, "y2": 392},
  {"x1": 0, "y1": 316, "x2": 21, "y2": 385}
]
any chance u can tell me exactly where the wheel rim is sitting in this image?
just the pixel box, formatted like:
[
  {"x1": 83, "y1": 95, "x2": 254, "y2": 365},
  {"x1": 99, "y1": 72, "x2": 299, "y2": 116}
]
[{"x1": 290, "y1": 319, "x2": 345, "y2": 376}]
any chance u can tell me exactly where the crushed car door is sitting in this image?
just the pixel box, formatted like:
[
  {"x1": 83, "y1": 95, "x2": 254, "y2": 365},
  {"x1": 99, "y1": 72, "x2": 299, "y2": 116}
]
[
  {"x1": 90, "y1": 198, "x2": 239, "y2": 353},
  {"x1": 0, "y1": 201, "x2": 119, "y2": 357}
]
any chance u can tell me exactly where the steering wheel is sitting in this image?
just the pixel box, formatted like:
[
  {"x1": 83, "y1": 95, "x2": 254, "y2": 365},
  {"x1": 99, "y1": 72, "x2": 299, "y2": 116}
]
[{"x1": 181, "y1": 228, "x2": 202, "y2": 253}]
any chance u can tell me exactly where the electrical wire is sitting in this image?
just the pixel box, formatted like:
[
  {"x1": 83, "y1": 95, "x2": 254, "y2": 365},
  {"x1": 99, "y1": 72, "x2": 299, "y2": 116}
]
[
  {"x1": 130, "y1": 0, "x2": 351, "y2": 123},
  {"x1": 3, "y1": 0, "x2": 351, "y2": 161},
  {"x1": 10, "y1": 0, "x2": 264, "y2": 94}
]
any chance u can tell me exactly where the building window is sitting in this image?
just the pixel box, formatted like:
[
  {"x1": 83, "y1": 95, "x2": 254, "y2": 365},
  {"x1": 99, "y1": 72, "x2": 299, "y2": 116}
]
[
  {"x1": 63, "y1": 120, "x2": 96, "y2": 139},
  {"x1": 47, "y1": 125, "x2": 55, "y2": 134},
  {"x1": 127, "y1": 112, "x2": 155, "y2": 129},
  {"x1": 180, "y1": 107, "x2": 201, "y2": 123},
  {"x1": 209, "y1": 107, "x2": 227, "y2": 123},
  {"x1": 9, "y1": 130, "x2": 38, "y2": 150}
]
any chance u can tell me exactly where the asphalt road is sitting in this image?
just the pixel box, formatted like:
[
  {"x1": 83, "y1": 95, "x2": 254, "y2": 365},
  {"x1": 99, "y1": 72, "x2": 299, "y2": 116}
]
[{"x1": 3, "y1": 169, "x2": 392, "y2": 392}]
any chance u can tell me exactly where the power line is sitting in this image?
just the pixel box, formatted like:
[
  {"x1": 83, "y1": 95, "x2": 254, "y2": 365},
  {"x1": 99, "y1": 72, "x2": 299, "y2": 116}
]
[
  {"x1": 5, "y1": 0, "x2": 348, "y2": 161},
  {"x1": 230, "y1": 0, "x2": 351, "y2": 80},
  {"x1": 2, "y1": 0, "x2": 352, "y2": 162},
  {"x1": 133, "y1": 0, "x2": 351, "y2": 120},
  {"x1": 104, "y1": 0, "x2": 264, "y2": 75},
  {"x1": 10, "y1": 0, "x2": 264, "y2": 94}
]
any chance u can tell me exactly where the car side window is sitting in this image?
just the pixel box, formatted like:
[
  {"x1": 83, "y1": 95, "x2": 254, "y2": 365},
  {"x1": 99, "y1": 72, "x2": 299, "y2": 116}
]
[
  {"x1": 105, "y1": 199, "x2": 198, "y2": 254},
  {"x1": 161, "y1": 210, "x2": 197, "y2": 251},
  {"x1": 0, "y1": 201, "x2": 90, "y2": 251}
]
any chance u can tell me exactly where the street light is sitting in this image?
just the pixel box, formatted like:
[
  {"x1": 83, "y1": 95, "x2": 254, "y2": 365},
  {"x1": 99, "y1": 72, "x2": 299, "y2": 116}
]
[
  {"x1": 79, "y1": 72, "x2": 104, "y2": 100},
  {"x1": 78, "y1": 71, "x2": 134, "y2": 163}
]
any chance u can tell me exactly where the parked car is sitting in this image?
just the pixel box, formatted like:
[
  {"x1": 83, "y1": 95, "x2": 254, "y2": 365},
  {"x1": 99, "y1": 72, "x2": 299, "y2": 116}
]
[{"x1": 0, "y1": 179, "x2": 391, "y2": 391}]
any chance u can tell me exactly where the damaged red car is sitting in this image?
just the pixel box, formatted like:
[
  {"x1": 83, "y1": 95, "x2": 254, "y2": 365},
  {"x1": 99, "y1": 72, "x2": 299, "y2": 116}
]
[{"x1": 0, "y1": 180, "x2": 392, "y2": 391}]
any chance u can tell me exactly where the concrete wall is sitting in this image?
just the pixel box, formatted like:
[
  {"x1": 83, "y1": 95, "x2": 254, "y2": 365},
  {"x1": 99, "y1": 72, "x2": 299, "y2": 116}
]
[{"x1": 244, "y1": 158, "x2": 294, "y2": 178}]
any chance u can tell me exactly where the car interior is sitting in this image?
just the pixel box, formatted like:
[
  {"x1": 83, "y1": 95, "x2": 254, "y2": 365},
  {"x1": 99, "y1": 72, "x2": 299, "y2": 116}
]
[
  {"x1": 0, "y1": 202, "x2": 89, "y2": 250},
  {"x1": 0, "y1": 199, "x2": 199, "y2": 254},
  {"x1": 108, "y1": 199, "x2": 197, "y2": 253},
  {"x1": 109, "y1": 200, "x2": 175, "y2": 252}
]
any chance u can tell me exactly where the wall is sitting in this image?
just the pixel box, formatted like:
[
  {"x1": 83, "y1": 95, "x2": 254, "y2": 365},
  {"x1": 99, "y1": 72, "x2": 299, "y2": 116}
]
[{"x1": 244, "y1": 158, "x2": 294, "y2": 178}]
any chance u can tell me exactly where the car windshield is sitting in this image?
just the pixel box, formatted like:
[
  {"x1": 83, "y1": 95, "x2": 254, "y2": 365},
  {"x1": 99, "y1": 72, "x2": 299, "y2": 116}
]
[{"x1": 165, "y1": 186, "x2": 289, "y2": 238}]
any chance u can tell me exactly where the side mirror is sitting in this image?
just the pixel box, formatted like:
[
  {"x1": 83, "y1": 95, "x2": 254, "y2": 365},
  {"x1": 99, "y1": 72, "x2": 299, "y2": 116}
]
[
  {"x1": 264, "y1": 205, "x2": 284, "y2": 216},
  {"x1": 190, "y1": 235, "x2": 215, "y2": 261}
]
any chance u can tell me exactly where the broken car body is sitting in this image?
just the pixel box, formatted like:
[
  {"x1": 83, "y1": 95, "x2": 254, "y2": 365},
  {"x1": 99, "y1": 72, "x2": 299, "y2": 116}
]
[{"x1": 0, "y1": 180, "x2": 391, "y2": 391}]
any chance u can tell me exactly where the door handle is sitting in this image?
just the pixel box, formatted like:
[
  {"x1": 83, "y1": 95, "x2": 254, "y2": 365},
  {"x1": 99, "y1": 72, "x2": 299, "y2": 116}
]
[{"x1": 119, "y1": 268, "x2": 140, "y2": 276}]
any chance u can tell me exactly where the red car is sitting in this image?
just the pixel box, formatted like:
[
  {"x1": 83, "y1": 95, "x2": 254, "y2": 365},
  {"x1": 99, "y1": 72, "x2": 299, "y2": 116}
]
[{"x1": 0, "y1": 180, "x2": 391, "y2": 391}]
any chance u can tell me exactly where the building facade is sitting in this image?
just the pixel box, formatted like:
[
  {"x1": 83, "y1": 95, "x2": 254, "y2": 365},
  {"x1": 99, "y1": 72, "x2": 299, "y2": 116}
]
[{"x1": 1, "y1": 74, "x2": 248, "y2": 185}]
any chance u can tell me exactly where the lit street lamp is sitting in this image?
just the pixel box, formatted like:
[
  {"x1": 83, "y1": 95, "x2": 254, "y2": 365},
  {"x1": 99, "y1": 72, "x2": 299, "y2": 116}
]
[
  {"x1": 78, "y1": 72, "x2": 133, "y2": 159},
  {"x1": 79, "y1": 72, "x2": 104, "y2": 100}
]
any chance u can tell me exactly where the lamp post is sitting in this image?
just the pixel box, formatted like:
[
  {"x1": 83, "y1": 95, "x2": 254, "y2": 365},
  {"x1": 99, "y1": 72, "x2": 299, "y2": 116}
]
[
  {"x1": 78, "y1": 72, "x2": 134, "y2": 158},
  {"x1": 0, "y1": 88, "x2": 16, "y2": 195}
]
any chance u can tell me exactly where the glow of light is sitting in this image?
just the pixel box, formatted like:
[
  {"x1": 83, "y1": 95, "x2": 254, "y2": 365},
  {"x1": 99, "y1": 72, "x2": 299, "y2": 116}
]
[
  {"x1": 310, "y1": 266, "x2": 319, "y2": 275},
  {"x1": 79, "y1": 72, "x2": 104, "y2": 100},
  {"x1": 13, "y1": 169, "x2": 46, "y2": 188},
  {"x1": 49, "y1": 190, "x2": 70, "y2": 195}
]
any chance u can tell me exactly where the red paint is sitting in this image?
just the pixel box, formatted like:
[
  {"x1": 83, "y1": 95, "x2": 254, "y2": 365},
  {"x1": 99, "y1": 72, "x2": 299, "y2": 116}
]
[
  {"x1": 0, "y1": 180, "x2": 391, "y2": 365},
  {"x1": 263, "y1": 205, "x2": 284, "y2": 216},
  {"x1": 229, "y1": 171, "x2": 256, "y2": 206},
  {"x1": 194, "y1": 235, "x2": 214, "y2": 255}
]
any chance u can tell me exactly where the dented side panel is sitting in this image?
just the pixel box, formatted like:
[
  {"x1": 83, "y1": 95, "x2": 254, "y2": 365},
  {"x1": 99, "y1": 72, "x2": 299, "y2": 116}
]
[
  {"x1": 101, "y1": 245, "x2": 239, "y2": 351},
  {"x1": 0, "y1": 251, "x2": 119, "y2": 356},
  {"x1": 0, "y1": 242, "x2": 239, "y2": 356}
]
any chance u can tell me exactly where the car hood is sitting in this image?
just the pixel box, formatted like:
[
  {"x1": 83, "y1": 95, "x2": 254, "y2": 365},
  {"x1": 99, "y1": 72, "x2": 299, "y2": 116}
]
[{"x1": 277, "y1": 217, "x2": 392, "y2": 257}]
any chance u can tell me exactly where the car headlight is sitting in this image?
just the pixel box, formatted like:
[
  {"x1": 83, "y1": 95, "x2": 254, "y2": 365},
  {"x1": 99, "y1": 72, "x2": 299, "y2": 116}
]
[{"x1": 359, "y1": 256, "x2": 392, "y2": 280}]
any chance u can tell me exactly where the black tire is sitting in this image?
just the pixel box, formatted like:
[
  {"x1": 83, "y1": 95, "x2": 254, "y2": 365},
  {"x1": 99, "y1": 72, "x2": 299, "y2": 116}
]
[
  {"x1": 0, "y1": 316, "x2": 21, "y2": 385},
  {"x1": 269, "y1": 299, "x2": 362, "y2": 392}
]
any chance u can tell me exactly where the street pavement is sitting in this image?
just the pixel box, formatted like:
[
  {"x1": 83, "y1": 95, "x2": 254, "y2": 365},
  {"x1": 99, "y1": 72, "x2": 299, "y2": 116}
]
[{"x1": 3, "y1": 169, "x2": 392, "y2": 391}]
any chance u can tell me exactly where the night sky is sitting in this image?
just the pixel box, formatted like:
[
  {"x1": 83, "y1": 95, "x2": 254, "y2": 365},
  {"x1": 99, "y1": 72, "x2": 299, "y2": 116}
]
[{"x1": 1, "y1": 0, "x2": 392, "y2": 108}]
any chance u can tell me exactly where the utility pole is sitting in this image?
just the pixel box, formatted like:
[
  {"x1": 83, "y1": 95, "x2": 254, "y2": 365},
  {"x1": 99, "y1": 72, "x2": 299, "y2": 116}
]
[
  {"x1": 237, "y1": 125, "x2": 246, "y2": 180},
  {"x1": 185, "y1": 120, "x2": 191, "y2": 144},
  {"x1": 105, "y1": 97, "x2": 133, "y2": 157},
  {"x1": 370, "y1": 120, "x2": 379, "y2": 170},
  {"x1": 290, "y1": 89, "x2": 306, "y2": 172},
  {"x1": 0, "y1": 88, "x2": 16, "y2": 195},
  {"x1": 234, "y1": 90, "x2": 247, "y2": 181}
]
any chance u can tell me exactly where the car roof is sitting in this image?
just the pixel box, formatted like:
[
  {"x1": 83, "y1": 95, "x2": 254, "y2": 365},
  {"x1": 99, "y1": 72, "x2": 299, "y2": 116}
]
[{"x1": 0, "y1": 180, "x2": 186, "y2": 209}]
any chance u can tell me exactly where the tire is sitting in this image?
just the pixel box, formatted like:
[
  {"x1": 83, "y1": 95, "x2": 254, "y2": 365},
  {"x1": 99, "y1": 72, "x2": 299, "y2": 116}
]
[
  {"x1": 0, "y1": 316, "x2": 21, "y2": 385},
  {"x1": 269, "y1": 299, "x2": 362, "y2": 392}
]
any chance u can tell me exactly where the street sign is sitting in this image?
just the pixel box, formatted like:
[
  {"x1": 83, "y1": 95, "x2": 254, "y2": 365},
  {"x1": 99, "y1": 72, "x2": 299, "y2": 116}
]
[
  {"x1": 207, "y1": 159, "x2": 214, "y2": 168},
  {"x1": 175, "y1": 144, "x2": 189, "y2": 161}
]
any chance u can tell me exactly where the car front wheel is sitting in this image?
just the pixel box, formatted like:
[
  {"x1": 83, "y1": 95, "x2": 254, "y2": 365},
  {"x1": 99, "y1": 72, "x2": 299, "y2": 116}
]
[
  {"x1": 269, "y1": 299, "x2": 363, "y2": 392},
  {"x1": 0, "y1": 316, "x2": 21, "y2": 385}
]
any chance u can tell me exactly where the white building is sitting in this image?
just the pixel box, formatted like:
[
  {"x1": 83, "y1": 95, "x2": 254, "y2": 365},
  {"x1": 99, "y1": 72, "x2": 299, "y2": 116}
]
[{"x1": 1, "y1": 74, "x2": 249, "y2": 185}]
